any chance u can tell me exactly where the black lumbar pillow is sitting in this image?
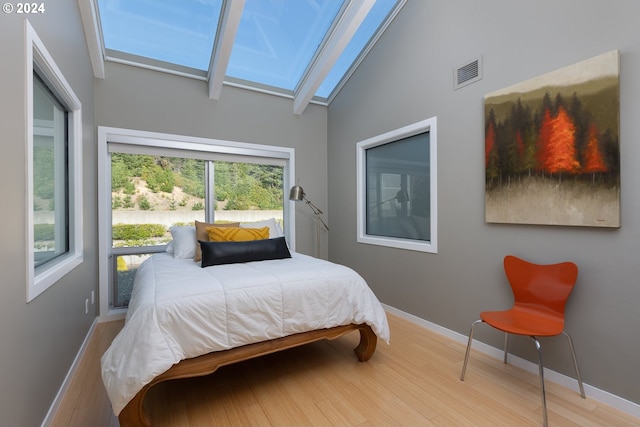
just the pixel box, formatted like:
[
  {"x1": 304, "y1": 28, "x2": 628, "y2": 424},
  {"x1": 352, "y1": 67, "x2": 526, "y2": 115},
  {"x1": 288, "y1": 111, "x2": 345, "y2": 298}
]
[{"x1": 199, "y1": 237, "x2": 291, "y2": 267}]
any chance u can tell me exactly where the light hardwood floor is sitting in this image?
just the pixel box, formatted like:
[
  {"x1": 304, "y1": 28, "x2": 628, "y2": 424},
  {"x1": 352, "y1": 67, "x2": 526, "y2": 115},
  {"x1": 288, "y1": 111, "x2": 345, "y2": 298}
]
[{"x1": 51, "y1": 313, "x2": 639, "y2": 427}]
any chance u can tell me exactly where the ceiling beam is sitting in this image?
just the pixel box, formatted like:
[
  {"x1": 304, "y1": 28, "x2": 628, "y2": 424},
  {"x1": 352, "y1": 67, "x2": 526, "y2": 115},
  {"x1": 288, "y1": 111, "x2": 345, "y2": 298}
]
[
  {"x1": 78, "y1": 0, "x2": 105, "y2": 79},
  {"x1": 292, "y1": 0, "x2": 375, "y2": 115},
  {"x1": 208, "y1": 0, "x2": 245, "y2": 100}
]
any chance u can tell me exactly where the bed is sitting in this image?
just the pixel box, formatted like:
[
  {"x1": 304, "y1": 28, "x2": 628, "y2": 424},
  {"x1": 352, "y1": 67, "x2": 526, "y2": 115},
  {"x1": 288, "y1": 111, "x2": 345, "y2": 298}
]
[{"x1": 101, "y1": 225, "x2": 390, "y2": 427}]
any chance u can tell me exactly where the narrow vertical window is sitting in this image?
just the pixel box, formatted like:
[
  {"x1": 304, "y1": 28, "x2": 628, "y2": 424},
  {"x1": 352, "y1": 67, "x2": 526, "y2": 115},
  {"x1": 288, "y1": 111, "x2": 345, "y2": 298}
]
[
  {"x1": 26, "y1": 19, "x2": 83, "y2": 301},
  {"x1": 33, "y1": 72, "x2": 69, "y2": 268}
]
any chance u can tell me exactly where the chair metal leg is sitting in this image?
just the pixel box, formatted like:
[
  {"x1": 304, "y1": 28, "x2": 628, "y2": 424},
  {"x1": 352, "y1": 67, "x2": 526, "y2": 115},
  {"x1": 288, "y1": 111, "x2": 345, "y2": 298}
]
[
  {"x1": 503, "y1": 332, "x2": 509, "y2": 364},
  {"x1": 460, "y1": 320, "x2": 484, "y2": 381},
  {"x1": 462, "y1": 326, "x2": 581, "y2": 427},
  {"x1": 563, "y1": 331, "x2": 586, "y2": 398},
  {"x1": 530, "y1": 336, "x2": 548, "y2": 427}
]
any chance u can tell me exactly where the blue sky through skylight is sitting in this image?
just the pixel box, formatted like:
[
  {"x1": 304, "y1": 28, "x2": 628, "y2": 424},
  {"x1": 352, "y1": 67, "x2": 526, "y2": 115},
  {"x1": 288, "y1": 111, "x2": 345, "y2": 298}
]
[
  {"x1": 97, "y1": 0, "x2": 401, "y2": 101},
  {"x1": 227, "y1": 0, "x2": 343, "y2": 91},
  {"x1": 99, "y1": 0, "x2": 222, "y2": 71},
  {"x1": 316, "y1": 0, "x2": 397, "y2": 98}
]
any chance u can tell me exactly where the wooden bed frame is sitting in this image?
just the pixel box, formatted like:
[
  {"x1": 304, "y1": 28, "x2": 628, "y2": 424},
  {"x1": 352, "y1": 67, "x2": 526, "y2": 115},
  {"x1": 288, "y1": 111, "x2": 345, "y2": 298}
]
[{"x1": 118, "y1": 323, "x2": 378, "y2": 427}]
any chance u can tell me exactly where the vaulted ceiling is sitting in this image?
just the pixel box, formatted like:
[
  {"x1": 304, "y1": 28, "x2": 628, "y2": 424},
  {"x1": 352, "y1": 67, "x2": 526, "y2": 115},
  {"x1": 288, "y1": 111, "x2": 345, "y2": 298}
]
[{"x1": 79, "y1": 0, "x2": 405, "y2": 114}]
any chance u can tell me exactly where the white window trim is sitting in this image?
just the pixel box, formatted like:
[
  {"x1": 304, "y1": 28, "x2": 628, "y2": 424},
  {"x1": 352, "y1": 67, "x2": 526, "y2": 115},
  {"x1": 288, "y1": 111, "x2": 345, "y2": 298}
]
[
  {"x1": 25, "y1": 19, "x2": 83, "y2": 302},
  {"x1": 97, "y1": 126, "x2": 296, "y2": 318},
  {"x1": 356, "y1": 117, "x2": 438, "y2": 253}
]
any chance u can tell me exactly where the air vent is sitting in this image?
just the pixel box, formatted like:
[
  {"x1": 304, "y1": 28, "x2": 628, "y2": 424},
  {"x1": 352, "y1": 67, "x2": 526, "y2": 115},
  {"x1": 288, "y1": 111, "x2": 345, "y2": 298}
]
[{"x1": 454, "y1": 56, "x2": 482, "y2": 90}]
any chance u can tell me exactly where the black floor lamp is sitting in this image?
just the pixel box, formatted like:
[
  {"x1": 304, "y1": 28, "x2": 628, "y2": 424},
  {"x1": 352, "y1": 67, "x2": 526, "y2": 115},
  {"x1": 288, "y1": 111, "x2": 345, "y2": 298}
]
[{"x1": 289, "y1": 185, "x2": 329, "y2": 257}]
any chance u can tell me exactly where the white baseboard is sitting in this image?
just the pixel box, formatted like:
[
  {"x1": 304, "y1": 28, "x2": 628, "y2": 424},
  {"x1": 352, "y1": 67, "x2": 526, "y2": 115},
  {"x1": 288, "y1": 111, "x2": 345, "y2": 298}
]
[
  {"x1": 41, "y1": 318, "x2": 98, "y2": 427},
  {"x1": 383, "y1": 304, "x2": 640, "y2": 419},
  {"x1": 98, "y1": 309, "x2": 127, "y2": 323}
]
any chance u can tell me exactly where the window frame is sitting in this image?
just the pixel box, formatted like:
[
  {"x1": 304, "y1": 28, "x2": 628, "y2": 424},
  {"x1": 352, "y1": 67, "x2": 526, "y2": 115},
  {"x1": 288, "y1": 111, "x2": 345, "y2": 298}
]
[
  {"x1": 26, "y1": 19, "x2": 83, "y2": 302},
  {"x1": 356, "y1": 117, "x2": 437, "y2": 253},
  {"x1": 98, "y1": 126, "x2": 296, "y2": 318}
]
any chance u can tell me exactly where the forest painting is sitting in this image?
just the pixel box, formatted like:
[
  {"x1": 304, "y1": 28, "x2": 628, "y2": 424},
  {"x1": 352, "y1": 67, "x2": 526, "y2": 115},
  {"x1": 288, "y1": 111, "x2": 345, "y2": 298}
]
[{"x1": 485, "y1": 50, "x2": 620, "y2": 227}]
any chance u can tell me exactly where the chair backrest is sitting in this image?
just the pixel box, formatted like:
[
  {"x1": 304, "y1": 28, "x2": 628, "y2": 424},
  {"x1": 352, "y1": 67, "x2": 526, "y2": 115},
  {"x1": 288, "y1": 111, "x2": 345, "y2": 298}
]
[{"x1": 503, "y1": 255, "x2": 578, "y2": 317}]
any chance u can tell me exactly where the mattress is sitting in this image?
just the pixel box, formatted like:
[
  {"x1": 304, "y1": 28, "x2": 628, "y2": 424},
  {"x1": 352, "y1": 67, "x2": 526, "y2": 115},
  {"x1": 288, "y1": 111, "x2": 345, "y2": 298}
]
[{"x1": 101, "y1": 252, "x2": 390, "y2": 415}]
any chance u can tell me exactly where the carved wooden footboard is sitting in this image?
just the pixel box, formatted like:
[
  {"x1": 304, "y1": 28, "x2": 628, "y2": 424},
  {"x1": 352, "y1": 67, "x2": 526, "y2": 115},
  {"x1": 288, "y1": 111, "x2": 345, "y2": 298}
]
[{"x1": 118, "y1": 323, "x2": 378, "y2": 427}]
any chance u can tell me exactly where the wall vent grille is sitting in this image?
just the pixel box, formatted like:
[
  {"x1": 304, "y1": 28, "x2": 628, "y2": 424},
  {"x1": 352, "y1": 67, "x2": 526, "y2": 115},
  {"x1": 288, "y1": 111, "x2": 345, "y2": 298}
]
[{"x1": 454, "y1": 56, "x2": 482, "y2": 90}]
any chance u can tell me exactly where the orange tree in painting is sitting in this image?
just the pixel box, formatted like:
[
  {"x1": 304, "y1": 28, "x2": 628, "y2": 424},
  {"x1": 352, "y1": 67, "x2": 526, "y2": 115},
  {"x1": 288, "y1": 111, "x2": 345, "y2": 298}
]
[
  {"x1": 485, "y1": 89, "x2": 619, "y2": 189},
  {"x1": 545, "y1": 106, "x2": 580, "y2": 174},
  {"x1": 583, "y1": 123, "x2": 607, "y2": 174},
  {"x1": 535, "y1": 107, "x2": 554, "y2": 174}
]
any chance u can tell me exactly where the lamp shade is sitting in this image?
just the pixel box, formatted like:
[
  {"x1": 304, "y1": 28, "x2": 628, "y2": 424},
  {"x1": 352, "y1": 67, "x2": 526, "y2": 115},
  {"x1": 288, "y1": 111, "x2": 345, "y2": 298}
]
[{"x1": 289, "y1": 185, "x2": 305, "y2": 201}]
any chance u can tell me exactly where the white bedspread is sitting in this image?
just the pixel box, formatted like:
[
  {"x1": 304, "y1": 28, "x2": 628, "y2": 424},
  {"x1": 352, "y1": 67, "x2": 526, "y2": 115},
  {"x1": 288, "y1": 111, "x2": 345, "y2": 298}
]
[{"x1": 101, "y1": 252, "x2": 390, "y2": 415}]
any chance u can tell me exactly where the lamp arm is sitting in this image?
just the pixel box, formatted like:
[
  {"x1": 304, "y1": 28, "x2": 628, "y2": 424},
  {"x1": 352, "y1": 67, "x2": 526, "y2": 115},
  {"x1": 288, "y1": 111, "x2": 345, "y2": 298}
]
[
  {"x1": 369, "y1": 195, "x2": 396, "y2": 212},
  {"x1": 303, "y1": 197, "x2": 330, "y2": 232}
]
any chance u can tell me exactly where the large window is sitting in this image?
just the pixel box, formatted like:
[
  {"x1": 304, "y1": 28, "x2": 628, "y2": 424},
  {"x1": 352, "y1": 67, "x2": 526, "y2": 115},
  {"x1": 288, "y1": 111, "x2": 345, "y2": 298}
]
[
  {"x1": 99, "y1": 127, "x2": 295, "y2": 315},
  {"x1": 109, "y1": 153, "x2": 285, "y2": 308},
  {"x1": 356, "y1": 118, "x2": 437, "y2": 253},
  {"x1": 26, "y1": 20, "x2": 83, "y2": 302}
]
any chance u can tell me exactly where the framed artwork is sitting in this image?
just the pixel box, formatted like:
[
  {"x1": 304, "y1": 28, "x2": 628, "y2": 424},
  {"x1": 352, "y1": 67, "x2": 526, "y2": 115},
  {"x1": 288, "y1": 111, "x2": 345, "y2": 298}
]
[{"x1": 484, "y1": 50, "x2": 620, "y2": 227}]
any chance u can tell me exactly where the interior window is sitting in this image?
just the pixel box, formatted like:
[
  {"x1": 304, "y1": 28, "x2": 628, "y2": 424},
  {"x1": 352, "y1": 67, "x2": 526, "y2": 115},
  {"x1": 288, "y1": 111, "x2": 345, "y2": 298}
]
[{"x1": 357, "y1": 117, "x2": 438, "y2": 253}]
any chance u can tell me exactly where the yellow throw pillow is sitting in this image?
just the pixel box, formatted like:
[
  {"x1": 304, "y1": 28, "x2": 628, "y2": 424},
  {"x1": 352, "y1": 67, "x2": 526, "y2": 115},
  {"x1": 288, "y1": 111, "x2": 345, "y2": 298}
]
[
  {"x1": 207, "y1": 226, "x2": 270, "y2": 242},
  {"x1": 194, "y1": 221, "x2": 240, "y2": 262}
]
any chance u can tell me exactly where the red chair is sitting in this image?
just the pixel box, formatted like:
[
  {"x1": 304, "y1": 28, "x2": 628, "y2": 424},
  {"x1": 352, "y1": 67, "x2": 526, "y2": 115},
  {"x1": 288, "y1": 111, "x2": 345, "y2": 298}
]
[{"x1": 460, "y1": 255, "x2": 585, "y2": 427}]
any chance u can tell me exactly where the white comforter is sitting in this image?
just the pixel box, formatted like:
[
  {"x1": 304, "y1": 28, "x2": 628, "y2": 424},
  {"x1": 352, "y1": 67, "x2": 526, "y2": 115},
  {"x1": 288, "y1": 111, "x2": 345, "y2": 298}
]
[{"x1": 101, "y1": 252, "x2": 390, "y2": 415}]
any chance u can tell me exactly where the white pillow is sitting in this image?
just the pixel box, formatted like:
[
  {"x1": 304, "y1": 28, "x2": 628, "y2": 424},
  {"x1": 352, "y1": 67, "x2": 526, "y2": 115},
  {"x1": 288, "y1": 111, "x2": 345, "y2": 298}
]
[
  {"x1": 240, "y1": 218, "x2": 283, "y2": 238},
  {"x1": 169, "y1": 226, "x2": 196, "y2": 259},
  {"x1": 165, "y1": 240, "x2": 174, "y2": 254}
]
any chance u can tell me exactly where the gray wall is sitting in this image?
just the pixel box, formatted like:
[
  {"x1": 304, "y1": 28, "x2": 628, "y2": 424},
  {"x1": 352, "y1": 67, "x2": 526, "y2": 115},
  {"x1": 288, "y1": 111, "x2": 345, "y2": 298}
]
[
  {"x1": 0, "y1": 1, "x2": 96, "y2": 425},
  {"x1": 328, "y1": 0, "x2": 640, "y2": 406},
  {"x1": 95, "y1": 62, "x2": 329, "y2": 257},
  {"x1": 2, "y1": 1, "x2": 637, "y2": 424}
]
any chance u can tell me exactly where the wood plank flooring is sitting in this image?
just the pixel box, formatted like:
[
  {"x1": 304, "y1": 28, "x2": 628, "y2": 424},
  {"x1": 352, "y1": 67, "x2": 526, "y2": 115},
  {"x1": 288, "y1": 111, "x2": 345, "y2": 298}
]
[{"x1": 51, "y1": 313, "x2": 639, "y2": 426}]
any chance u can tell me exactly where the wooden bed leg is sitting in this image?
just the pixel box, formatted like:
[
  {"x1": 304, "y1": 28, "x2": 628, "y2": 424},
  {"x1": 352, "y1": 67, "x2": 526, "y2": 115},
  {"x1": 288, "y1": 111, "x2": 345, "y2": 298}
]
[
  {"x1": 118, "y1": 385, "x2": 151, "y2": 427},
  {"x1": 354, "y1": 324, "x2": 377, "y2": 361},
  {"x1": 116, "y1": 323, "x2": 377, "y2": 426}
]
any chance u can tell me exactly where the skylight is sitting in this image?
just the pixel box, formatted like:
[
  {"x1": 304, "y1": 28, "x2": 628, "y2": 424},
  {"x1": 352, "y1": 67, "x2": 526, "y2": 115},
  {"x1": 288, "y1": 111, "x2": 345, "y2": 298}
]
[
  {"x1": 227, "y1": 0, "x2": 343, "y2": 91},
  {"x1": 315, "y1": 0, "x2": 400, "y2": 99},
  {"x1": 91, "y1": 0, "x2": 404, "y2": 113},
  {"x1": 99, "y1": 0, "x2": 222, "y2": 71}
]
